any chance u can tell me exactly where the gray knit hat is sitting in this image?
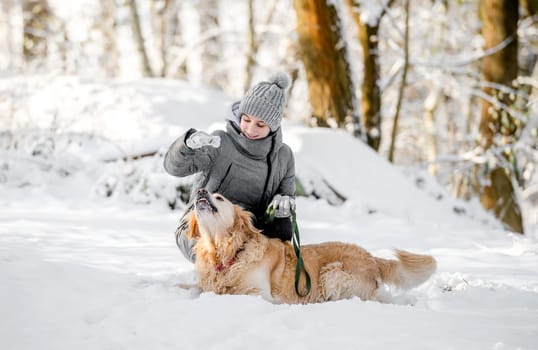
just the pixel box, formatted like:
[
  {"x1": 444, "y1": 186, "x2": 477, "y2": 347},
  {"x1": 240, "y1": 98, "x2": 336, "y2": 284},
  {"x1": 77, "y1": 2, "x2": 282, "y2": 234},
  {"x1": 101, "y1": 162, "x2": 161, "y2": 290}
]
[{"x1": 238, "y1": 72, "x2": 291, "y2": 131}]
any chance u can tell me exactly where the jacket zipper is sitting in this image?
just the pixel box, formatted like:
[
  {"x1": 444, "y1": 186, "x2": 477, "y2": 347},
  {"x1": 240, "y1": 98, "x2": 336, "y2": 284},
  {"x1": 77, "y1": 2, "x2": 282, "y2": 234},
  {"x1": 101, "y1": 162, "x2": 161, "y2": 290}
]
[
  {"x1": 258, "y1": 137, "x2": 275, "y2": 215},
  {"x1": 216, "y1": 163, "x2": 233, "y2": 192}
]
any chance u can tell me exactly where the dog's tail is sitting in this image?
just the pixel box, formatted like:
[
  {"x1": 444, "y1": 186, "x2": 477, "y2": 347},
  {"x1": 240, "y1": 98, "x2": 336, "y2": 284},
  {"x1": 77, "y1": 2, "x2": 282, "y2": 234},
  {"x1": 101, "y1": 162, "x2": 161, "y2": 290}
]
[{"x1": 375, "y1": 250, "x2": 436, "y2": 289}]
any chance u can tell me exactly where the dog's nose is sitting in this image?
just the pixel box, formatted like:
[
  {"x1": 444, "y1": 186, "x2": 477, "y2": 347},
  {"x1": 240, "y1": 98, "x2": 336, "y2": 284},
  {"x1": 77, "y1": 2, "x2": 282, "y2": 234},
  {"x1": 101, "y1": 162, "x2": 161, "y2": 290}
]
[{"x1": 197, "y1": 188, "x2": 208, "y2": 195}]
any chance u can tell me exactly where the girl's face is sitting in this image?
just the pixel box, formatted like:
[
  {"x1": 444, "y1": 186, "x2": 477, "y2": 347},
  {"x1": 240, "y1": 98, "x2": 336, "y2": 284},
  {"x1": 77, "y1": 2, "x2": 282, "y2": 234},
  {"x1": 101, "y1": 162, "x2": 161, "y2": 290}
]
[{"x1": 240, "y1": 114, "x2": 271, "y2": 140}]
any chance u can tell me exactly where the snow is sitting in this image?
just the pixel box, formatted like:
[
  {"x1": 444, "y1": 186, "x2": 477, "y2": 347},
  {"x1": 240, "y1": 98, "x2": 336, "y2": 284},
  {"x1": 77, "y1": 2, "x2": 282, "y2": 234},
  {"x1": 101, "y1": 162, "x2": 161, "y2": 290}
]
[{"x1": 1, "y1": 77, "x2": 538, "y2": 350}]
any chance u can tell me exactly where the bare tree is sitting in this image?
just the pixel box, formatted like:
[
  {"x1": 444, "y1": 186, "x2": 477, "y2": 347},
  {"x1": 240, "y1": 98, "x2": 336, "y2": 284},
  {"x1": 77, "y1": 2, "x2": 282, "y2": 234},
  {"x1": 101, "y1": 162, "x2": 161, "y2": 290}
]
[
  {"x1": 127, "y1": 0, "x2": 154, "y2": 77},
  {"x1": 149, "y1": 0, "x2": 186, "y2": 78},
  {"x1": 422, "y1": 0, "x2": 449, "y2": 176},
  {"x1": 97, "y1": 0, "x2": 120, "y2": 77},
  {"x1": 22, "y1": 0, "x2": 51, "y2": 68},
  {"x1": 244, "y1": 0, "x2": 256, "y2": 91},
  {"x1": 244, "y1": 0, "x2": 279, "y2": 91},
  {"x1": 293, "y1": 0, "x2": 360, "y2": 133},
  {"x1": 197, "y1": 0, "x2": 226, "y2": 88},
  {"x1": 1, "y1": 0, "x2": 19, "y2": 70},
  {"x1": 423, "y1": 88, "x2": 441, "y2": 176},
  {"x1": 388, "y1": 0, "x2": 410, "y2": 163},
  {"x1": 478, "y1": 0, "x2": 523, "y2": 233},
  {"x1": 166, "y1": 0, "x2": 187, "y2": 79},
  {"x1": 345, "y1": 0, "x2": 393, "y2": 150},
  {"x1": 150, "y1": 0, "x2": 165, "y2": 77},
  {"x1": 518, "y1": 5, "x2": 538, "y2": 116}
]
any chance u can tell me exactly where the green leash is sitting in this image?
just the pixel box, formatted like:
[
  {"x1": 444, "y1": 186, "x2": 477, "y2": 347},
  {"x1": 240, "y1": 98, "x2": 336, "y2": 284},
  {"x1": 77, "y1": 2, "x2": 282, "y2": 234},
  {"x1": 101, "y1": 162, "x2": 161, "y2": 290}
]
[{"x1": 266, "y1": 205, "x2": 312, "y2": 297}]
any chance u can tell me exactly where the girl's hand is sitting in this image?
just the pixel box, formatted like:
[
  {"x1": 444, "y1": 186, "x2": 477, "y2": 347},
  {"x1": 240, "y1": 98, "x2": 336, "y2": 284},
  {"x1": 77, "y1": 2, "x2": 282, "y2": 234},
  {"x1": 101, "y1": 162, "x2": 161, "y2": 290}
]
[
  {"x1": 186, "y1": 131, "x2": 221, "y2": 149},
  {"x1": 269, "y1": 194, "x2": 296, "y2": 218}
]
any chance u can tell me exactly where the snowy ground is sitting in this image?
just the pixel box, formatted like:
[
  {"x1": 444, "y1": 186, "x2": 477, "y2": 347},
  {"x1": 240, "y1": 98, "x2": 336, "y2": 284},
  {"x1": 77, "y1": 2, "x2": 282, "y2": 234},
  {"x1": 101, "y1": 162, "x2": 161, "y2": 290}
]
[{"x1": 1, "y1": 77, "x2": 537, "y2": 350}]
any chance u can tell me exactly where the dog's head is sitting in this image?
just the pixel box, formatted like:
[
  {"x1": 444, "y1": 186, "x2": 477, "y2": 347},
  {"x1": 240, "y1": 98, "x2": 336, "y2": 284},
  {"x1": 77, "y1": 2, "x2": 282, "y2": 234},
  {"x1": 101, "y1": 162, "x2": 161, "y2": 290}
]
[{"x1": 186, "y1": 188, "x2": 258, "y2": 241}]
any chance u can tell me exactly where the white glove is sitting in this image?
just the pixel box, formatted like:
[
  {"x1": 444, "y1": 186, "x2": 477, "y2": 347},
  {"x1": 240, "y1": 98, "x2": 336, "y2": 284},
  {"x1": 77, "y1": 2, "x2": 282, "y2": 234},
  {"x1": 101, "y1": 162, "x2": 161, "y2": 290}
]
[
  {"x1": 269, "y1": 194, "x2": 296, "y2": 218},
  {"x1": 186, "y1": 131, "x2": 221, "y2": 149}
]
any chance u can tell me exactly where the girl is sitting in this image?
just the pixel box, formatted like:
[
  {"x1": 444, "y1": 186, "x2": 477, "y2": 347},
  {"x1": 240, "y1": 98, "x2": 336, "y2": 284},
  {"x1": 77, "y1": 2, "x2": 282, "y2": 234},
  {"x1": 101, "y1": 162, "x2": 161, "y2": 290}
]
[{"x1": 164, "y1": 72, "x2": 296, "y2": 262}]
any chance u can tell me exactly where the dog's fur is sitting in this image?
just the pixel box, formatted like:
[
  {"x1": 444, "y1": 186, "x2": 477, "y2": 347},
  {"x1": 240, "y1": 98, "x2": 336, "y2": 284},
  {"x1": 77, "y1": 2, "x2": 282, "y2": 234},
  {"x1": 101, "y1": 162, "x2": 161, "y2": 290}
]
[{"x1": 186, "y1": 189, "x2": 437, "y2": 304}]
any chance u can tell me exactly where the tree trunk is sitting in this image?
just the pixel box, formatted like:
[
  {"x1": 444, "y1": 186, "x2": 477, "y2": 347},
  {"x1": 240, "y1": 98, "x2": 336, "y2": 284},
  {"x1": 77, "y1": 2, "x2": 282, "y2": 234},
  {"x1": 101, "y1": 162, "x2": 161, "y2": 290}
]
[
  {"x1": 22, "y1": 0, "x2": 51, "y2": 67},
  {"x1": 388, "y1": 0, "x2": 410, "y2": 163},
  {"x1": 522, "y1": 0, "x2": 538, "y2": 15},
  {"x1": 357, "y1": 21, "x2": 382, "y2": 149},
  {"x1": 150, "y1": 0, "x2": 181, "y2": 78},
  {"x1": 424, "y1": 88, "x2": 441, "y2": 176},
  {"x1": 98, "y1": 0, "x2": 120, "y2": 77},
  {"x1": 2, "y1": 0, "x2": 19, "y2": 70},
  {"x1": 293, "y1": 0, "x2": 360, "y2": 133},
  {"x1": 344, "y1": 0, "x2": 393, "y2": 150},
  {"x1": 127, "y1": 0, "x2": 153, "y2": 77},
  {"x1": 478, "y1": 0, "x2": 523, "y2": 233},
  {"x1": 169, "y1": 0, "x2": 187, "y2": 79},
  {"x1": 243, "y1": 0, "x2": 279, "y2": 91},
  {"x1": 197, "y1": 0, "x2": 224, "y2": 88},
  {"x1": 244, "y1": 0, "x2": 256, "y2": 92},
  {"x1": 150, "y1": 0, "x2": 164, "y2": 77}
]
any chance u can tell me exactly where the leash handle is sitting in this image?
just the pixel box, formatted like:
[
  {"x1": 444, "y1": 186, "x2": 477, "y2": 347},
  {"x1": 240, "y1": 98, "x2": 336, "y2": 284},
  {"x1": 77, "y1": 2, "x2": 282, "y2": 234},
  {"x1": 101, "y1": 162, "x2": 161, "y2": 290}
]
[{"x1": 266, "y1": 205, "x2": 312, "y2": 297}]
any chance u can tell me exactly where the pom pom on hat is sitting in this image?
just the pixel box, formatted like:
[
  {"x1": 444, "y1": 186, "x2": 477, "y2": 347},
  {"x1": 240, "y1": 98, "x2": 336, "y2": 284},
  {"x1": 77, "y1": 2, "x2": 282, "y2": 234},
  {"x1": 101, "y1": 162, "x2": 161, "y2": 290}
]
[
  {"x1": 238, "y1": 72, "x2": 291, "y2": 132},
  {"x1": 270, "y1": 72, "x2": 291, "y2": 90}
]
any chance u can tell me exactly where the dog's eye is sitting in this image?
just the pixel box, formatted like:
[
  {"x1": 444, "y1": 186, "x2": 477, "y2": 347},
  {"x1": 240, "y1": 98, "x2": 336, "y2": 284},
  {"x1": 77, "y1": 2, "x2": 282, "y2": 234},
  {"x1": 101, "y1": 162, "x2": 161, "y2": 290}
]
[{"x1": 214, "y1": 195, "x2": 224, "y2": 201}]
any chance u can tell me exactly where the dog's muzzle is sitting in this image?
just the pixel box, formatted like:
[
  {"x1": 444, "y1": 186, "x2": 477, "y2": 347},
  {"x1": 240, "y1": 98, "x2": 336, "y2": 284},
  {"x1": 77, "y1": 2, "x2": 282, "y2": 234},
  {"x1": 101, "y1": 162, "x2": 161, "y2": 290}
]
[{"x1": 195, "y1": 188, "x2": 217, "y2": 213}]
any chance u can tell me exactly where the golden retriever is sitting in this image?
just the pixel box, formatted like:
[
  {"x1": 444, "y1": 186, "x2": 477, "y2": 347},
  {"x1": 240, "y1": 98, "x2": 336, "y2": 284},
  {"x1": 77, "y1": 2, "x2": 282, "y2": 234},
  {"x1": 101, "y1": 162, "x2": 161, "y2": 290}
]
[{"x1": 185, "y1": 188, "x2": 437, "y2": 304}]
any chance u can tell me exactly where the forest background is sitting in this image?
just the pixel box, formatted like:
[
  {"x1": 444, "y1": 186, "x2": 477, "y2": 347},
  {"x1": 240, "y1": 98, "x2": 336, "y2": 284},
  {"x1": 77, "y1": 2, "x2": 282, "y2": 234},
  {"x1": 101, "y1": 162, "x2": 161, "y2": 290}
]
[{"x1": 1, "y1": 0, "x2": 537, "y2": 234}]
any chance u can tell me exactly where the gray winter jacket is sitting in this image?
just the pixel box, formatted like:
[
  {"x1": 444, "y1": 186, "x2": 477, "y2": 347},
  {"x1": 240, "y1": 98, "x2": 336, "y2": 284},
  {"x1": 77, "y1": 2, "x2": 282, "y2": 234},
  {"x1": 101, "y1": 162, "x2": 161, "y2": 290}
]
[{"x1": 164, "y1": 103, "x2": 295, "y2": 232}]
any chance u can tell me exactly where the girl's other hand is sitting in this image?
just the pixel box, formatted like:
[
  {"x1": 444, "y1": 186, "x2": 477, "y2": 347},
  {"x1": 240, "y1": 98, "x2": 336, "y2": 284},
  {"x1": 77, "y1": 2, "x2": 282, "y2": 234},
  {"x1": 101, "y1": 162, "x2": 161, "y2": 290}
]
[{"x1": 186, "y1": 131, "x2": 221, "y2": 149}]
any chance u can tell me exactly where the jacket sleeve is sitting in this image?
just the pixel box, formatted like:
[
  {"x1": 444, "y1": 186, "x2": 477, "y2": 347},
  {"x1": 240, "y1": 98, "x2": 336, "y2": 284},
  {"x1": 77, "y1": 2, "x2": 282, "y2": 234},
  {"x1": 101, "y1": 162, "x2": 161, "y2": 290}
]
[
  {"x1": 258, "y1": 217, "x2": 292, "y2": 241},
  {"x1": 260, "y1": 146, "x2": 296, "y2": 242},
  {"x1": 163, "y1": 128, "x2": 220, "y2": 177},
  {"x1": 276, "y1": 146, "x2": 296, "y2": 197}
]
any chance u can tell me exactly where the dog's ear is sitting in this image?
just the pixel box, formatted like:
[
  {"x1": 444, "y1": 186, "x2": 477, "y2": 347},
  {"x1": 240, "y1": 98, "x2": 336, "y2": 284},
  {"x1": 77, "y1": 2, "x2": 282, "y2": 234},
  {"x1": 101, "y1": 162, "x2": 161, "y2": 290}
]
[{"x1": 186, "y1": 212, "x2": 201, "y2": 239}]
